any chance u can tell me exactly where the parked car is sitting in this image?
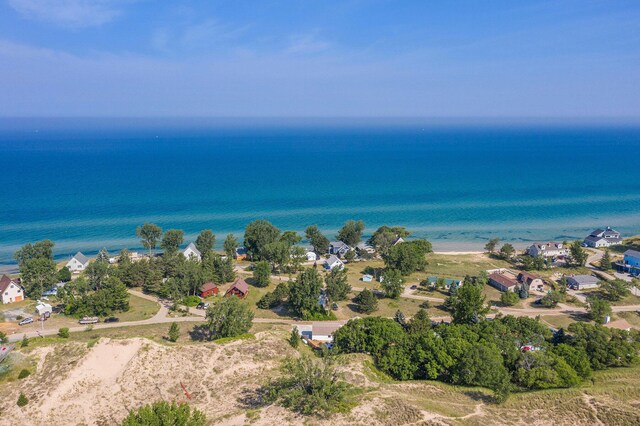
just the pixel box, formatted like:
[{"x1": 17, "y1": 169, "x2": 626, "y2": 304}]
[
  {"x1": 196, "y1": 302, "x2": 210, "y2": 309},
  {"x1": 79, "y1": 316, "x2": 99, "y2": 324},
  {"x1": 104, "y1": 317, "x2": 120, "y2": 323},
  {"x1": 332, "y1": 303, "x2": 338, "y2": 311},
  {"x1": 410, "y1": 285, "x2": 417, "y2": 290},
  {"x1": 19, "y1": 317, "x2": 34, "y2": 326}
]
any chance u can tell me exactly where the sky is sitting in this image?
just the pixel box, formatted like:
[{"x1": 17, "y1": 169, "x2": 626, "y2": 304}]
[{"x1": 0, "y1": 0, "x2": 639, "y2": 118}]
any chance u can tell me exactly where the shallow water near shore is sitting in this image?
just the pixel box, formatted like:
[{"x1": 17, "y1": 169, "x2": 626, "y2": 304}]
[{"x1": 1, "y1": 118, "x2": 639, "y2": 268}]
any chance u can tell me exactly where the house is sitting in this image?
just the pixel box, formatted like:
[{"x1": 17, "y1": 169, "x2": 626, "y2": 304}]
[
  {"x1": 526, "y1": 242, "x2": 569, "y2": 258},
  {"x1": 517, "y1": 271, "x2": 544, "y2": 291},
  {"x1": 35, "y1": 301, "x2": 52, "y2": 317},
  {"x1": 42, "y1": 282, "x2": 65, "y2": 297},
  {"x1": 306, "y1": 251, "x2": 317, "y2": 262},
  {"x1": 0, "y1": 275, "x2": 24, "y2": 304},
  {"x1": 199, "y1": 282, "x2": 219, "y2": 298},
  {"x1": 225, "y1": 278, "x2": 249, "y2": 299},
  {"x1": 355, "y1": 242, "x2": 375, "y2": 254},
  {"x1": 324, "y1": 255, "x2": 345, "y2": 271},
  {"x1": 235, "y1": 247, "x2": 247, "y2": 261},
  {"x1": 488, "y1": 271, "x2": 518, "y2": 292},
  {"x1": 583, "y1": 227, "x2": 623, "y2": 248},
  {"x1": 617, "y1": 249, "x2": 640, "y2": 276},
  {"x1": 295, "y1": 323, "x2": 343, "y2": 343},
  {"x1": 182, "y1": 242, "x2": 202, "y2": 261},
  {"x1": 328, "y1": 241, "x2": 351, "y2": 257},
  {"x1": 392, "y1": 237, "x2": 405, "y2": 246},
  {"x1": 566, "y1": 275, "x2": 599, "y2": 290},
  {"x1": 66, "y1": 252, "x2": 90, "y2": 272}
]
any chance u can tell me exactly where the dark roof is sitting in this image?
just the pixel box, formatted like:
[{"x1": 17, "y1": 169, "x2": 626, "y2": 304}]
[
  {"x1": 73, "y1": 252, "x2": 89, "y2": 264},
  {"x1": 517, "y1": 271, "x2": 541, "y2": 284},
  {"x1": 624, "y1": 249, "x2": 640, "y2": 258},
  {"x1": 0, "y1": 274, "x2": 21, "y2": 293},
  {"x1": 489, "y1": 272, "x2": 518, "y2": 289},
  {"x1": 567, "y1": 275, "x2": 598, "y2": 285},
  {"x1": 201, "y1": 282, "x2": 218, "y2": 292},
  {"x1": 230, "y1": 278, "x2": 249, "y2": 294}
]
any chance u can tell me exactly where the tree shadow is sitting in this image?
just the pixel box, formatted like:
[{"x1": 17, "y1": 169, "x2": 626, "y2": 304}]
[
  {"x1": 188, "y1": 324, "x2": 211, "y2": 341},
  {"x1": 236, "y1": 387, "x2": 266, "y2": 409},
  {"x1": 463, "y1": 390, "x2": 494, "y2": 404}
]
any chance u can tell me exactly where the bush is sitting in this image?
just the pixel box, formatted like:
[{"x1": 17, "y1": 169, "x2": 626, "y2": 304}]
[
  {"x1": 354, "y1": 289, "x2": 378, "y2": 314},
  {"x1": 122, "y1": 401, "x2": 206, "y2": 426},
  {"x1": 21, "y1": 335, "x2": 28, "y2": 348},
  {"x1": 58, "y1": 327, "x2": 70, "y2": 338},
  {"x1": 419, "y1": 300, "x2": 431, "y2": 309},
  {"x1": 168, "y1": 322, "x2": 180, "y2": 342},
  {"x1": 18, "y1": 369, "x2": 31, "y2": 379},
  {"x1": 182, "y1": 295, "x2": 201, "y2": 307},
  {"x1": 17, "y1": 393, "x2": 28, "y2": 407},
  {"x1": 0, "y1": 331, "x2": 7, "y2": 344},
  {"x1": 500, "y1": 291, "x2": 520, "y2": 306},
  {"x1": 289, "y1": 328, "x2": 301, "y2": 348}
]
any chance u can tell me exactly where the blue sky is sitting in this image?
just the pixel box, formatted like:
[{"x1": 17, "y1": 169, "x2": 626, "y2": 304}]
[{"x1": 1, "y1": 0, "x2": 639, "y2": 117}]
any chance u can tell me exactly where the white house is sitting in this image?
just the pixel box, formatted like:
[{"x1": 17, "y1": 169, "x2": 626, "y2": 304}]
[
  {"x1": 35, "y1": 301, "x2": 53, "y2": 316},
  {"x1": 324, "y1": 255, "x2": 345, "y2": 271},
  {"x1": 583, "y1": 227, "x2": 623, "y2": 248},
  {"x1": 306, "y1": 251, "x2": 318, "y2": 261},
  {"x1": 295, "y1": 323, "x2": 343, "y2": 343},
  {"x1": 328, "y1": 241, "x2": 351, "y2": 257},
  {"x1": 0, "y1": 274, "x2": 24, "y2": 304},
  {"x1": 526, "y1": 242, "x2": 569, "y2": 258},
  {"x1": 566, "y1": 275, "x2": 599, "y2": 290},
  {"x1": 66, "y1": 252, "x2": 89, "y2": 273},
  {"x1": 182, "y1": 242, "x2": 202, "y2": 261}
]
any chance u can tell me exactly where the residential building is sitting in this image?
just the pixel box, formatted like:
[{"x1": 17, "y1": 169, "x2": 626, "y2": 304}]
[
  {"x1": 526, "y1": 242, "x2": 569, "y2": 258},
  {"x1": 182, "y1": 242, "x2": 202, "y2": 261},
  {"x1": 295, "y1": 323, "x2": 343, "y2": 343},
  {"x1": 517, "y1": 271, "x2": 544, "y2": 291},
  {"x1": 66, "y1": 252, "x2": 89, "y2": 272},
  {"x1": 324, "y1": 255, "x2": 345, "y2": 271},
  {"x1": 583, "y1": 227, "x2": 623, "y2": 248},
  {"x1": 35, "y1": 301, "x2": 53, "y2": 316},
  {"x1": 355, "y1": 242, "x2": 375, "y2": 254},
  {"x1": 616, "y1": 249, "x2": 640, "y2": 276},
  {"x1": 488, "y1": 271, "x2": 518, "y2": 292},
  {"x1": 0, "y1": 275, "x2": 24, "y2": 304},
  {"x1": 306, "y1": 251, "x2": 317, "y2": 262},
  {"x1": 225, "y1": 278, "x2": 249, "y2": 299},
  {"x1": 199, "y1": 282, "x2": 219, "y2": 298},
  {"x1": 328, "y1": 241, "x2": 351, "y2": 257},
  {"x1": 566, "y1": 275, "x2": 599, "y2": 290}
]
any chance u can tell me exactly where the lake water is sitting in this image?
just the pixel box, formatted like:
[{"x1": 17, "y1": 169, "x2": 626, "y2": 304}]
[{"x1": 1, "y1": 118, "x2": 639, "y2": 269}]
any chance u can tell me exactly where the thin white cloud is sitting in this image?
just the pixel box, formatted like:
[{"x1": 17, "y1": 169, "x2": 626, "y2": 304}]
[
  {"x1": 285, "y1": 33, "x2": 330, "y2": 54},
  {"x1": 7, "y1": 0, "x2": 124, "y2": 28},
  {"x1": 151, "y1": 18, "x2": 251, "y2": 54}
]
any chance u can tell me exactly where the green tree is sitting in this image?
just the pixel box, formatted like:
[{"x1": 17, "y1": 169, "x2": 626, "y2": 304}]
[
  {"x1": 204, "y1": 296, "x2": 254, "y2": 339},
  {"x1": 18, "y1": 369, "x2": 30, "y2": 379},
  {"x1": 336, "y1": 220, "x2": 365, "y2": 246},
  {"x1": 447, "y1": 282, "x2": 489, "y2": 324},
  {"x1": 0, "y1": 331, "x2": 7, "y2": 344},
  {"x1": 599, "y1": 279, "x2": 630, "y2": 301},
  {"x1": 287, "y1": 268, "x2": 324, "y2": 318},
  {"x1": 587, "y1": 297, "x2": 612, "y2": 324},
  {"x1": 369, "y1": 226, "x2": 410, "y2": 255},
  {"x1": 381, "y1": 269, "x2": 403, "y2": 299},
  {"x1": 485, "y1": 238, "x2": 500, "y2": 254},
  {"x1": 17, "y1": 393, "x2": 28, "y2": 407},
  {"x1": 280, "y1": 230, "x2": 301, "y2": 246},
  {"x1": 21, "y1": 335, "x2": 28, "y2": 348},
  {"x1": 263, "y1": 240, "x2": 291, "y2": 272},
  {"x1": 261, "y1": 356, "x2": 353, "y2": 416},
  {"x1": 195, "y1": 229, "x2": 215, "y2": 258},
  {"x1": 407, "y1": 309, "x2": 431, "y2": 334},
  {"x1": 393, "y1": 309, "x2": 406, "y2": 327},
  {"x1": 122, "y1": 401, "x2": 206, "y2": 426},
  {"x1": 500, "y1": 291, "x2": 520, "y2": 306},
  {"x1": 168, "y1": 322, "x2": 180, "y2": 342},
  {"x1": 20, "y1": 257, "x2": 57, "y2": 298},
  {"x1": 253, "y1": 261, "x2": 272, "y2": 288},
  {"x1": 212, "y1": 255, "x2": 236, "y2": 284},
  {"x1": 325, "y1": 268, "x2": 351, "y2": 301},
  {"x1": 344, "y1": 249, "x2": 356, "y2": 263},
  {"x1": 136, "y1": 223, "x2": 163, "y2": 256},
  {"x1": 540, "y1": 290, "x2": 563, "y2": 308},
  {"x1": 57, "y1": 266, "x2": 72, "y2": 282},
  {"x1": 569, "y1": 241, "x2": 588, "y2": 266},
  {"x1": 161, "y1": 229, "x2": 185, "y2": 255},
  {"x1": 383, "y1": 240, "x2": 432, "y2": 275},
  {"x1": 453, "y1": 342, "x2": 511, "y2": 402},
  {"x1": 14, "y1": 240, "x2": 54, "y2": 265},
  {"x1": 96, "y1": 248, "x2": 110, "y2": 263},
  {"x1": 499, "y1": 243, "x2": 515, "y2": 260},
  {"x1": 289, "y1": 328, "x2": 301, "y2": 348},
  {"x1": 600, "y1": 249, "x2": 612, "y2": 270},
  {"x1": 305, "y1": 225, "x2": 330, "y2": 254},
  {"x1": 58, "y1": 327, "x2": 70, "y2": 338},
  {"x1": 244, "y1": 220, "x2": 281, "y2": 260},
  {"x1": 223, "y1": 233, "x2": 239, "y2": 259},
  {"x1": 354, "y1": 289, "x2": 378, "y2": 314}
]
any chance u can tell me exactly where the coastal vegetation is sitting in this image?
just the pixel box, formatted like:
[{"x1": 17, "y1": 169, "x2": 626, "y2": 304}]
[{"x1": 122, "y1": 401, "x2": 206, "y2": 426}]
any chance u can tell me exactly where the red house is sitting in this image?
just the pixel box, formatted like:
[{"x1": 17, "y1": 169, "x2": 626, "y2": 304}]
[
  {"x1": 225, "y1": 278, "x2": 249, "y2": 299},
  {"x1": 199, "y1": 282, "x2": 219, "y2": 298}
]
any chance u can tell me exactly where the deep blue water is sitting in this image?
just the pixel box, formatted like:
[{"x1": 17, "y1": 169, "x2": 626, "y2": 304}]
[{"x1": 1, "y1": 119, "x2": 640, "y2": 268}]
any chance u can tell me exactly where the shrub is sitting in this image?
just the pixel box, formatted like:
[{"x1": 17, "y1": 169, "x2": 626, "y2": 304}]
[
  {"x1": 168, "y1": 322, "x2": 180, "y2": 342},
  {"x1": 17, "y1": 393, "x2": 28, "y2": 407},
  {"x1": 58, "y1": 327, "x2": 70, "y2": 338},
  {"x1": 500, "y1": 291, "x2": 520, "y2": 306},
  {"x1": 182, "y1": 295, "x2": 201, "y2": 307},
  {"x1": 18, "y1": 369, "x2": 31, "y2": 379},
  {"x1": 21, "y1": 335, "x2": 28, "y2": 348},
  {"x1": 122, "y1": 401, "x2": 206, "y2": 426},
  {"x1": 289, "y1": 328, "x2": 301, "y2": 348},
  {"x1": 0, "y1": 331, "x2": 7, "y2": 344}
]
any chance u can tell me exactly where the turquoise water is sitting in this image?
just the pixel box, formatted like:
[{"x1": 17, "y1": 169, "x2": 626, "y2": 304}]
[{"x1": 1, "y1": 119, "x2": 639, "y2": 268}]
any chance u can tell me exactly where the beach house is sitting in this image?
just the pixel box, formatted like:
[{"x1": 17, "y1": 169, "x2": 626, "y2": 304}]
[
  {"x1": 488, "y1": 271, "x2": 518, "y2": 292},
  {"x1": 566, "y1": 275, "x2": 599, "y2": 290},
  {"x1": 225, "y1": 278, "x2": 249, "y2": 299},
  {"x1": 66, "y1": 252, "x2": 89, "y2": 273},
  {"x1": 617, "y1": 249, "x2": 640, "y2": 276},
  {"x1": 328, "y1": 241, "x2": 351, "y2": 257},
  {"x1": 517, "y1": 271, "x2": 545, "y2": 291},
  {"x1": 0, "y1": 275, "x2": 24, "y2": 304},
  {"x1": 583, "y1": 227, "x2": 623, "y2": 248},
  {"x1": 295, "y1": 323, "x2": 343, "y2": 343},
  {"x1": 199, "y1": 282, "x2": 219, "y2": 298},
  {"x1": 526, "y1": 242, "x2": 569, "y2": 258},
  {"x1": 182, "y1": 242, "x2": 202, "y2": 261},
  {"x1": 324, "y1": 255, "x2": 345, "y2": 271}
]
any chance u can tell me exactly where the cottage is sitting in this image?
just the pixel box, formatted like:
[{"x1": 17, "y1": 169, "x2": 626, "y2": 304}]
[
  {"x1": 355, "y1": 242, "x2": 375, "y2": 254},
  {"x1": 488, "y1": 272, "x2": 518, "y2": 292},
  {"x1": 566, "y1": 275, "x2": 599, "y2": 290},
  {"x1": 225, "y1": 278, "x2": 249, "y2": 299},
  {"x1": 324, "y1": 255, "x2": 345, "y2": 271},
  {"x1": 328, "y1": 241, "x2": 351, "y2": 257},
  {"x1": 306, "y1": 251, "x2": 318, "y2": 262},
  {"x1": 617, "y1": 249, "x2": 640, "y2": 276},
  {"x1": 583, "y1": 227, "x2": 623, "y2": 248},
  {"x1": 526, "y1": 242, "x2": 569, "y2": 258},
  {"x1": 235, "y1": 247, "x2": 248, "y2": 261},
  {"x1": 35, "y1": 301, "x2": 52, "y2": 317},
  {"x1": 66, "y1": 252, "x2": 89, "y2": 273},
  {"x1": 199, "y1": 282, "x2": 219, "y2": 298},
  {"x1": 295, "y1": 323, "x2": 342, "y2": 343},
  {"x1": 517, "y1": 271, "x2": 545, "y2": 291},
  {"x1": 0, "y1": 275, "x2": 24, "y2": 304},
  {"x1": 182, "y1": 242, "x2": 202, "y2": 261}
]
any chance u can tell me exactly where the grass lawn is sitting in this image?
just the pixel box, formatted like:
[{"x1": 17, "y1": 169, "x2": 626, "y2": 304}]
[
  {"x1": 540, "y1": 313, "x2": 591, "y2": 329},
  {"x1": 117, "y1": 293, "x2": 161, "y2": 322}
]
